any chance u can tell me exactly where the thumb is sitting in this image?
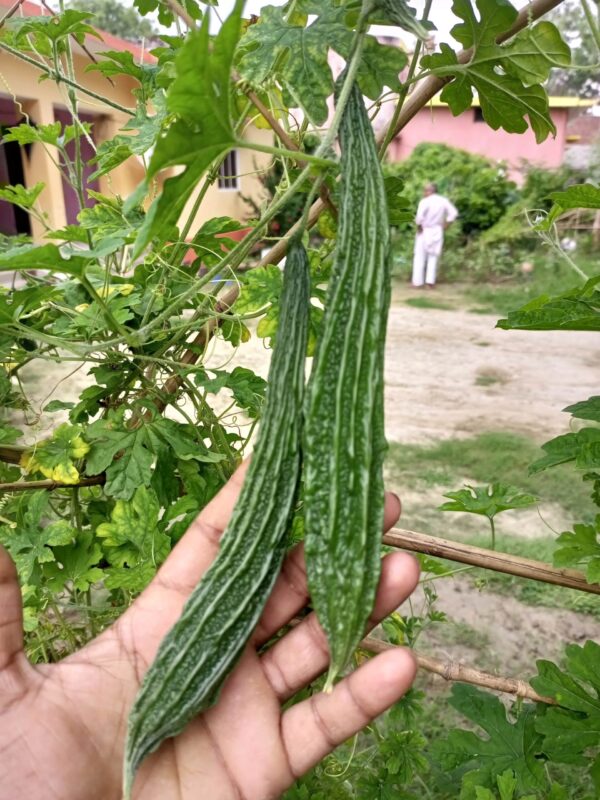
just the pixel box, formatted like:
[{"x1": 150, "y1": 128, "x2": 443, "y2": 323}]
[{"x1": 0, "y1": 544, "x2": 23, "y2": 669}]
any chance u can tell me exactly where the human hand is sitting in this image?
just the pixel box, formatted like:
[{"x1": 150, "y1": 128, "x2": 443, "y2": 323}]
[{"x1": 0, "y1": 464, "x2": 419, "y2": 800}]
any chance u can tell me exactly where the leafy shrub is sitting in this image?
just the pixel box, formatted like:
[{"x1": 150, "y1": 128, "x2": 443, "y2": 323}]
[{"x1": 385, "y1": 143, "x2": 518, "y2": 236}]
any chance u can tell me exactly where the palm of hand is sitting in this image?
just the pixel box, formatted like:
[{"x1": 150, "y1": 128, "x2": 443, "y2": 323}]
[{"x1": 0, "y1": 469, "x2": 418, "y2": 800}]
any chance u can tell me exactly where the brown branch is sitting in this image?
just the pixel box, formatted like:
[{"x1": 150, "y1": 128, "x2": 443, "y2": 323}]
[
  {"x1": 0, "y1": 0, "x2": 25, "y2": 29},
  {"x1": 361, "y1": 637, "x2": 555, "y2": 704},
  {"x1": 0, "y1": 475, "x2": 105, "y2": 493},
  {"x1": 0, "y1": 446, "x2": 26, "y2": 465},
  {"x1": 164, "y1": 0, "x2": 197, "y2": 29},
  {"x1": 38, "y1": 0, "x2": 113, "y2": 86},
  {"x1": 243, "y1": 88, "x2": 339, "y2": 219},
  {"x1": 383, "y1": 528, "x2": 600, "y2": 596}
]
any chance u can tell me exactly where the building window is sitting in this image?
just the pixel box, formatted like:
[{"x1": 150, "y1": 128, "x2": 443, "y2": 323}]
[
  {"x1": 218, "y1": 150, "x2": 239, "y2": 190},
  {"x1": 474, "y1": 107, "x2": 485, "y2": 122}
]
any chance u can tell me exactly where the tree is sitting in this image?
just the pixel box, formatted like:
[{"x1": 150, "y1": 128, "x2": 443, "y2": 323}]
[
  {"x1": 67, "y1": 0, "x2": 158, "y2": 42},
  {"x1": 546, "y1": 0, "x2": 600, "y2": 97}
]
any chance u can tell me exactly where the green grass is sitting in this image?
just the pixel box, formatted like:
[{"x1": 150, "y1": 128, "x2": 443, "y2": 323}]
[
  {"x1": 404, "y1": 296, "x2": 452, "y2": 310},
  {"x1": 462, "y1": 257, "x2": 593, "y2": 317},
  {"x1": 475, "y1": 372, "x2": 505, "y2": 387},
  {"x1": 462, "y1": 533, "x2": 600, "y2": 618},
  {"x1": 387, "y1": 431, "x2": 597, "y2": 522}
]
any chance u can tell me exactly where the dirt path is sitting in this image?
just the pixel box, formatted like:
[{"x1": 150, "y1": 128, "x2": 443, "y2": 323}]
[{"x1": 384, "y1": 283, "x2": 600, "y2": 445}]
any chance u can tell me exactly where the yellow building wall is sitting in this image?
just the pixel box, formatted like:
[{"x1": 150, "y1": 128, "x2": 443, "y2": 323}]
[{"x1": 0, "y1": 44, "x2": 274, "y2": 241}]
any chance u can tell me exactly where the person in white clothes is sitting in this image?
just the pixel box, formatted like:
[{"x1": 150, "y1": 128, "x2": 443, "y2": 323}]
[{"x1": 411, "y1": 182, "x2": 458, "y2": 288}]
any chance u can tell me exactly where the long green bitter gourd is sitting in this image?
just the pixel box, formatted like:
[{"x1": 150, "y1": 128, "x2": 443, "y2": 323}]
[
  {"x1": 123, "y1": 240, "x2": 310, "y2": 797},
  {"x1": 304, "y1": 79, "x2": 391, "y2": 690}
]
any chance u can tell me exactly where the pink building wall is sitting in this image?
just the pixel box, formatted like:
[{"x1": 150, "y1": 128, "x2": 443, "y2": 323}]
[{"x1": 389, "y1": 106, "x2": 569, "y2": 183}]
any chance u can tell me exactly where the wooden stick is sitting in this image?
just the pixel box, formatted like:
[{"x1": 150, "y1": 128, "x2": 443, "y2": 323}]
[
  {"x1": 0, "y1": 475, "x2": 105, "y2": 493},
  {"x1": 361, "y1": 637, "x2": 555, "y2": 705},
  {"x1": 383, "y1": 527, "x2": 600, "y2": 595}
]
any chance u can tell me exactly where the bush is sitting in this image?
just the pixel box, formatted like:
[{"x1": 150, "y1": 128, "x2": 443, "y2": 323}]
[{"x1": 385, "y1": 142, "x2": 518, "y2": 236}]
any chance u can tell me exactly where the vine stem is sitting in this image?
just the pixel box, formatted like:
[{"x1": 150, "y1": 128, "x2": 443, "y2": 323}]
[
  {"x1": 0, "y1": 41, "x2": 134, "y2": 115},
  {"x1": 361, "y1": 637, "x2": 555, "y2": 705},
  {"x1": 378, "y1": 0, "x2": 433, "y2": 160},
  {"x1": 0, "y1": 476, "x2": 105, "y2": 492},
  {"x1": 582, "y1": 0, "x2": 600, "y2": 52},
  {"x1": 383, "y1": 528, "x2": 600, "y2": 595}
]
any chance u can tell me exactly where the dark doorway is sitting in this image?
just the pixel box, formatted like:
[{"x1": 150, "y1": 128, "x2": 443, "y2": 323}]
[{"x1": 0, "y1": 96, "x2": 31, "y2": 237}]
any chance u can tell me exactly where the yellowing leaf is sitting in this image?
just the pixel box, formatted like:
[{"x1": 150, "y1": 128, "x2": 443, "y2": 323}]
[{"x1": 20, "y1": 424, "x2": 90, "y2": 484}]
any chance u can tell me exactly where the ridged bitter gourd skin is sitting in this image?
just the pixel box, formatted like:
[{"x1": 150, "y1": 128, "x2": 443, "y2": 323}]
[
  {"x1": 304, "y1": 80, "x2": 391, "y2": 689},
  {"x1": 123, "y1": 240, "x2": 311, "y2": 797}
]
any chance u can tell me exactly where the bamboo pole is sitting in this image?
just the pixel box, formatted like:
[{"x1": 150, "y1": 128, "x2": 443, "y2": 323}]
[
  {"x1": 384, "y1": 528, "x2": 600, "y2": 596},
  {"x1": 361, "y1": 637, "x2": 555, "y2": 704}
]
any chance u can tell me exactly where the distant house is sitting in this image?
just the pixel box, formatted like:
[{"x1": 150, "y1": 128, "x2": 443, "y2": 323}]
[
  {"x1": 387, "y1": 96, "x2": 596, "y2": 182},
  {"x1": 0, "y1": 0, "x2": 272, "y2": 243}
]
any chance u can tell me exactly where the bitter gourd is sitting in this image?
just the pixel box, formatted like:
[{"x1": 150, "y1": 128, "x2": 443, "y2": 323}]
[
  {"x1": 304, "y1": 79, "x2": 391, "y2": 689},
  {"x1": 123, "y1": 240, "x2": 310, "y2": 796}
]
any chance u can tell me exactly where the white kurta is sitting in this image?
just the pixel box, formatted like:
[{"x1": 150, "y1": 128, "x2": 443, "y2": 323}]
[{"x1": 412, "y1": 193, "x2": 459, "y2": 286}]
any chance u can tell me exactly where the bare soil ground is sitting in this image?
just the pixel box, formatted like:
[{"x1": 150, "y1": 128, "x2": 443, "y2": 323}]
[{"x1": 21, "y1": 280, "x2": 600, "y2": 678}]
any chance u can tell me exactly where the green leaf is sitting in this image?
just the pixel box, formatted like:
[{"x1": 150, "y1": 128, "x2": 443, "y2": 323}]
[
  {"x1": 496, "y1": 275, "x2": 600, "y2": 332},
  {"x1": 10, "y1": 9, "x2": 102, "y2": 45},
  {"x1": 0, "y1": 492, "x2": 53, "y2": 582},
  {"x1": 563, "y1": 396, "x2": 600, "y2": 423},
  {"x1": 543, "y1": 183, "x2": 600, "y2": 227},
  {"x1": 197, "y1": 366, "x2": 267, "y2": 418},
  {"x1": 501, "y1": 22, "x2": 570, "y2": 86},
  {"x1": 44, "y1": 400, "x2": 76, "y2": 413},
  {"x1": 133, "y1": 2, "x2": 243, "y2": 255},
  {"x1": 85, "y1": 419, "x2": 153, "y2": 500},
  {"x1": 0, "y1": 182, "x2": 45, "y2": 210},
  {"x1": 20, "y1": 423, "x2": 90, "y2": 484},
  {"x1": 496, "y1": 770, "x2": 518, "y2": 800},
  {"x1": 371, "y1": 0, "x2": 430, "y2": 39},
  {"x1": 385, "y1": 176, "x2": 413, "y2": 226},
  {"x1": 0, "y1": 243, "x2": 89, "y2": 278},
  {"x1": 531, "y1": 641, "x2": 600, "y2": 773},
  {"x1": 421, "y1": 0, "x2": 558, "y2": 143},
  {"x1": 529, "y1": 428, "x2": 600, "y2": 474},
  {"x1": 235, "y1": 264, "x2": 283, "y2": 315},
  {"x1": 439, "y1": 483, "x2": 536, "y2": 520},
  {"x1": 554, "y1": 516, "x2": 600, "y2": 585},
  {"x1": 0, "y1": 420, "x2": 22, "y2": 444},
  {"x1": 44, "y1": 531, "x2": 104, "y2": 592},
  {"x1": 96, "y1": 486, "x2": 170, "y2": 580},
  {"x1": 238, "y1": 2, "x2": 406, "y2": 125},
  {"x1": 85, "y1": 50, "x2": 157, "y2": 87},
  {"x1": 431, "y1": 684, "x2": 545, "y2": 794}
]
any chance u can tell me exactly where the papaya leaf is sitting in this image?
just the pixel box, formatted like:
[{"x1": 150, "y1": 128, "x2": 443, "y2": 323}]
[
  {"x1": 133, "y1": 2, "x2": 243, "y2": 256},
  {"x1": 439, "y1": 483, "x2": 536, "y2": 520},
  {"x1": 496, "y1": 275, "x2": 600, "y2": 332},
  {"x1": 20, "y1": 423, "x2": 90, "y2": 484},
  {"x1": 531, "y1": 641, "x2": 600, "y2": 789},
  {"x1": 431, "y1": 684, "x2": 545, "y2": 794},
  {"x1": 421, "y1": 0, "x2": 559, "y2": 143},
  {"x1": 553, "y1": 516, "x2": 600, "y2": 585}
]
